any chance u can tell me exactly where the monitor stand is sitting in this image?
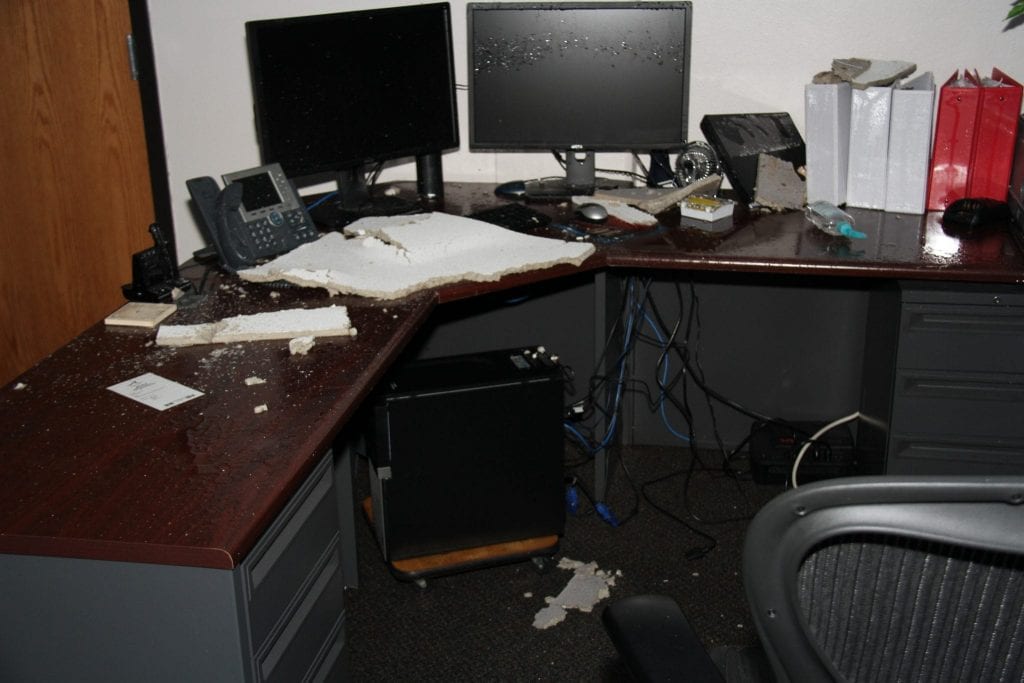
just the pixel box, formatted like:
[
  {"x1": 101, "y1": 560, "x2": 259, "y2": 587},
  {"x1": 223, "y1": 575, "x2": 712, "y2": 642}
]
[
  {"x1": 521, "y1": 150, "x2": 629, "y2": 200},
  {"x1": 523, "y1": 149, "x2": 596, "y2": 199},
  {"x1": 522, "y1": 178, "x2": 582, "y2": 199},
  {"x1": 305, "y1": 168, "x2": 411, "y2": 230}
]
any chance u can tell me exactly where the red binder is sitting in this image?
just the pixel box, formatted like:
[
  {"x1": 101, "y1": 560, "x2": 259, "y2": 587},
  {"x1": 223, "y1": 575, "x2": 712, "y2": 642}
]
[
  {"x1": 926, "y1": 71, "x2": 981, "y2": 211},
  {"x1": 926, "y1": 69, "x2": 1022, "y2": 210},
  {"x1": 967, "y1": 68, "x2": 1023, "y2": 201}
]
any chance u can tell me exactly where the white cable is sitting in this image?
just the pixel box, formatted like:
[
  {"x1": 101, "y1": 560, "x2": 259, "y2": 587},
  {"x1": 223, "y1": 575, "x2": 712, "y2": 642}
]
[{"x1": 790, "y1": 411, "x2": 861, "y2": 489}]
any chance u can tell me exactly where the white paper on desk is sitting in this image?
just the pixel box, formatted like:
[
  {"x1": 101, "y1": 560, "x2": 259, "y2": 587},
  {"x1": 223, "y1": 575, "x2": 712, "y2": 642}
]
[{"x1": 108, "y1": 372, "x2": 204, "y2": 410}]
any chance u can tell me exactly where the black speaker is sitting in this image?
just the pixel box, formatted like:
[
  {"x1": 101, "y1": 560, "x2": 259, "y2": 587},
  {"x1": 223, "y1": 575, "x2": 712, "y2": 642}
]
[
  {"x1": 367, "y1": 347, "x2": 565, "y2": 562},
  {"x1": 415, "y1": 152, "x2": 444, "y2": 201}
]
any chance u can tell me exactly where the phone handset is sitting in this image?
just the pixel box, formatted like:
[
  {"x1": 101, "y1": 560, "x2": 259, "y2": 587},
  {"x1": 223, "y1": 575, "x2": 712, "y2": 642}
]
[
  {"x1": 215, "y1": 181, "x2": 263, "y2": 266},
  {"x1": 186, "y1": 163, "x2": 319, "y2": 273},
  {"x1": 186, "y1": 176, "x2": 252, "y2": 272}
]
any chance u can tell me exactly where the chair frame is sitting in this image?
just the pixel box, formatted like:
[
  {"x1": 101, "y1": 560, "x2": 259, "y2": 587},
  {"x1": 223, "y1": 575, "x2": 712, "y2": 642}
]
[{"x1": 744, "y1": 475, "x2": 1024, "y2": 682}]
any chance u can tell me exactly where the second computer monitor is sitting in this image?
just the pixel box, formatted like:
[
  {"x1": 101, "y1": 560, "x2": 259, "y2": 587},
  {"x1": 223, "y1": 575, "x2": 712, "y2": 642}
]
[
  {"x1": 468, "y1": 1, "x2": 692, "y2": 196},
  {"x1": 246, "y1": 3, "x2": 459, "y2": 222}
]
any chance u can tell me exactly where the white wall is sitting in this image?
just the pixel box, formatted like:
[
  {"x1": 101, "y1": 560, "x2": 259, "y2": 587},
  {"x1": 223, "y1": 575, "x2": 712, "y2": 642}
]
[{"x1": 148, "y1": 0, "x2": 1023, "y2": 262}]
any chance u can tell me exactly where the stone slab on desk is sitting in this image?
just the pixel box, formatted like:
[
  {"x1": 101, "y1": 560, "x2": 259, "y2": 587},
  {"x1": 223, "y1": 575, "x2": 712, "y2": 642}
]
[{"x1": 0, "y1": 274, "x2": 435, "y2": 569}]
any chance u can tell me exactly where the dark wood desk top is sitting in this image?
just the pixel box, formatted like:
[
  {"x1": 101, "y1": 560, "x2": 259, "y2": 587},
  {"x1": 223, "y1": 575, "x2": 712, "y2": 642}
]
[
  {"x1": 2, "y1": 181, "x2": 1020, "y2": 571},
  {"x1": 600, "y1": 203, "x2": 1024, "y2": 283},
  {"x1": 438, "y1": 182, "x2": 1024, "y2": 286},
  {"x1": 0, "y1": 271, "x2": 435, "y2": 569}
]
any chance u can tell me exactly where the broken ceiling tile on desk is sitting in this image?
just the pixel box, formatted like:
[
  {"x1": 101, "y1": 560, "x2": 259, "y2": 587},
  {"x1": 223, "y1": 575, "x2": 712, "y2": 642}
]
[
  {"x1": 571, "y1": 197, "x2": 659, "y2": 227},
  {"x1": 239, "y1": 212, "x2": 596, "y2": 300},
  {"x1": 589, "y1": 174, "x2": 722, "y2": 215},
  {"x1": 754, "y1": 153, "x2": 807, "y2": 210},
  {"x1": 155, "y1": 305, "x2": 355, "y2": 347}
]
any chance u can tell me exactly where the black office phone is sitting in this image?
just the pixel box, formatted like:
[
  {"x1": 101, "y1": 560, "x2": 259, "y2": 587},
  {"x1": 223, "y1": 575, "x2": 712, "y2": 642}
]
[{"x1": 186, "y1": 162, "x2": 318, "y2": 272}]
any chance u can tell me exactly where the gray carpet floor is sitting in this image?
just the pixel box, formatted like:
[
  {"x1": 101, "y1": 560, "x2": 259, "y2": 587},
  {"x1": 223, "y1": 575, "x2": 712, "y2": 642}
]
[{"x1": 344, "y1": 445, "x2": 785, "y2": 680}]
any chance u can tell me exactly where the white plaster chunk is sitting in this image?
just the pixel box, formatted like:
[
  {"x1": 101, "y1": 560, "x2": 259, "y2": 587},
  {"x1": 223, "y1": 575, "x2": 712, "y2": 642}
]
[
  {"x1": 238, "y1": 212, "x2": 596, "y2": 299},
  {"x1": 571, "y1": 197, "x2": 659, "y2": 226},
  {"x1": 288, "y1": 336, "x2": 315, "y2": 355},
  {"x1": 244, "y1": 376, "x2": 266, "y2": 386},
  {"x1": 532, "y1": 558, "x2": 619, "y2": 630},
  {"x1": 155, "y1": 305, "x2": 355, "y2": 347}
]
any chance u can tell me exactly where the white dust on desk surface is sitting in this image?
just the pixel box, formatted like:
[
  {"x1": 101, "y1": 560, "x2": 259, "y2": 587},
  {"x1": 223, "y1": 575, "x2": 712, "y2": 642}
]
[{"x1": 532, "y1": 558, "x2": 620, "y2": 630}]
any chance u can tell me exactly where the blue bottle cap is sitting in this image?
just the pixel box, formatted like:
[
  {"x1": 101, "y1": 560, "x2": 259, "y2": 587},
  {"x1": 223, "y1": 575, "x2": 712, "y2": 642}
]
[{"x1": 838, "y1": 222, "x2": 866, "y2": 239}]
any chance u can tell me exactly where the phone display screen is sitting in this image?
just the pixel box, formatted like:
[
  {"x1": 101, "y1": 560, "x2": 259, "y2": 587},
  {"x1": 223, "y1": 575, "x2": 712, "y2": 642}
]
[{"x1": 237, "y1": 173, "x2": 282, "y2": 212}]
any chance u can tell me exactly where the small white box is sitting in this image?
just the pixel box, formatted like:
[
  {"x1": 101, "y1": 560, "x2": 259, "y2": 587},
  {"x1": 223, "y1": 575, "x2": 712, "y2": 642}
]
[{"x1": 679, "y1": 195, "x2": 735, "y2": 221}]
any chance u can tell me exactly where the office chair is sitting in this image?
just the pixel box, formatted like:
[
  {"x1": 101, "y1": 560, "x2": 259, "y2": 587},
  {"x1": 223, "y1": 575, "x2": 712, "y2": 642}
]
[{"x1": 603, "y1": 475, "x2": 1024, "y2": 682}]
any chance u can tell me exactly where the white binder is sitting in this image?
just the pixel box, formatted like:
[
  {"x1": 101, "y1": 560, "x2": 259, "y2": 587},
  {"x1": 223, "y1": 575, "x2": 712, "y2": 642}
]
[
  {"x1": 846, "y1": 86, "x2": 893, "y2": 209},
  {"x1": 885, "y1": 72, "x2": 936, "y2": 214},
  {"x1": 805, "y1": 81, "x2": 852, "y2": 206}
]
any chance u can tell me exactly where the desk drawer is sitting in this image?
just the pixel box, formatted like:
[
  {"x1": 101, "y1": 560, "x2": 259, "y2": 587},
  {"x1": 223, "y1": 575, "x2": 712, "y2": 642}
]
[
  {"x1": 889, "y1": 370, "x2": 1024, "y2": 438},
  {"x1": 888, "y1": 434, "x2": 1024, "y2": 474},
  {"x1": 896, "y1": 304, "x2": 1024, "y2": 374},
  {"x1": 242, "y1": 454, "x2": 341, "y2": 653},
  {"x1": 256, "y1": 545, "x2": 346, "y2": 683}
]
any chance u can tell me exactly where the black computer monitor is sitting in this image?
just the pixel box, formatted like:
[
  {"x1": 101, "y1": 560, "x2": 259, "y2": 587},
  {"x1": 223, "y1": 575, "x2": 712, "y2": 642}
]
[
  {"x1": 468, "y1": 2, "x2": 692, "y2": 197},
  {"x1": 246, "y1": 3, "x2": 459, "y2": 225}
]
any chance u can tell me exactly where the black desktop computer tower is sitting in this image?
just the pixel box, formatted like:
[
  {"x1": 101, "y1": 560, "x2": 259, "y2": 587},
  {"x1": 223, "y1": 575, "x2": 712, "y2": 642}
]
[{"x1": 366, "y1": 346, "x2": 565, "y2": 562}]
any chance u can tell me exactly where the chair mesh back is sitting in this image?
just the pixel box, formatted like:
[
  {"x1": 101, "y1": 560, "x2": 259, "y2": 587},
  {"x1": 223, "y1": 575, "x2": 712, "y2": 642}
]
[{"x1": 797, "y1": 534, "x2": 1024, "y2": 682}]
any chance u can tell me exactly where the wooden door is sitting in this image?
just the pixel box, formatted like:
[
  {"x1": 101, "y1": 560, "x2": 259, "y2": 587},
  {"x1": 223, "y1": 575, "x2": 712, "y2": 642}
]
[{"x1": 0, "y1": 0, "x2": 154, "y2": 385}]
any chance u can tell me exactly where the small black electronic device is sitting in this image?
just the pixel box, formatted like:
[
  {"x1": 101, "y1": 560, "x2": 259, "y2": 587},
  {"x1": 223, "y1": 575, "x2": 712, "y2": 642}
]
[
  {"x1": 122, "y1": 223, "x2": 193, "y2": 303},
  {"x1": 749, "y1": 421, "x2": 857, "y2": 485},
  {"x1": 186, "y1": 163, "x2": 318, "y2": 272},
  {"x1": 941, "y1": 197, "x2": 1010, "y2": 238}
]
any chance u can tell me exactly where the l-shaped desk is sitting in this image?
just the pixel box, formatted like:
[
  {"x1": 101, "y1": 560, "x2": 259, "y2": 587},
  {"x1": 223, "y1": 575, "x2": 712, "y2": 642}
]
[{"x1": 2, "y1": 182, "x2": 1022, "y2": 681}]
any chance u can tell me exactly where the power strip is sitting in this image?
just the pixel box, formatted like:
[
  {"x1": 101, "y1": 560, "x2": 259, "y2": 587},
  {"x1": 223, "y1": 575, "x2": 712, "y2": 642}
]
[{"x1": 748, "y1": 421, "x2": 857, "y2": 485}]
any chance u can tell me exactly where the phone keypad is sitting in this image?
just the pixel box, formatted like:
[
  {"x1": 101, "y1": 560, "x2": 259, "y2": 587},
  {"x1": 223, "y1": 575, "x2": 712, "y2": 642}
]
[{"x1": 246, "y1": 210, "x2": 318, "y2": 257}]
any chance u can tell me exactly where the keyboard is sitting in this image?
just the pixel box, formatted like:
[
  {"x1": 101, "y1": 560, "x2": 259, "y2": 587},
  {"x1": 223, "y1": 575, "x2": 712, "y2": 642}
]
[{"x1": 468, "y1": 203, "x2": 552, "y2": 232}]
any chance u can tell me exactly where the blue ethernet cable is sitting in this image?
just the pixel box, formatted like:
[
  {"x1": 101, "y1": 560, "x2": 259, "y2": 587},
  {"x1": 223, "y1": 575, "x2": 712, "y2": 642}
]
[
  {"x1": 641, "y1": 308, "x2": 692, "y2": 443},
  {"x1": 565, "y1": 482, "x2": 580, "y2": 515}
]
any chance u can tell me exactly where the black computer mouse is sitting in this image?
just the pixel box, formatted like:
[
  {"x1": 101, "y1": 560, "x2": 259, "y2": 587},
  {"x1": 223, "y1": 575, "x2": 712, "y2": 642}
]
[
  {"x1": 576, "y1": 202, "x2": 609, "y2": 223},
  {"x1": 941, "y1": 197, "x2": 1010, "y2": 237},
  {"x1": 494, "y1": 180, "x2": 527, "y2": 198}
]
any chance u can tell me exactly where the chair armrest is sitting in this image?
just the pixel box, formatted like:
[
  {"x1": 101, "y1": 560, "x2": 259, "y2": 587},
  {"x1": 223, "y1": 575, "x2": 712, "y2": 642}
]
[{"x1": 602, "y1": 594, "x2": 725, "y2": 682}]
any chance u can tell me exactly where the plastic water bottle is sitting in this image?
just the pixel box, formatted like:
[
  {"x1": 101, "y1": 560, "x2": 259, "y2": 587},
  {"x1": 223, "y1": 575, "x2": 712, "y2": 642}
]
[{"x1": 805, "y1": 201, "x2": 866, "y2": 239}]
